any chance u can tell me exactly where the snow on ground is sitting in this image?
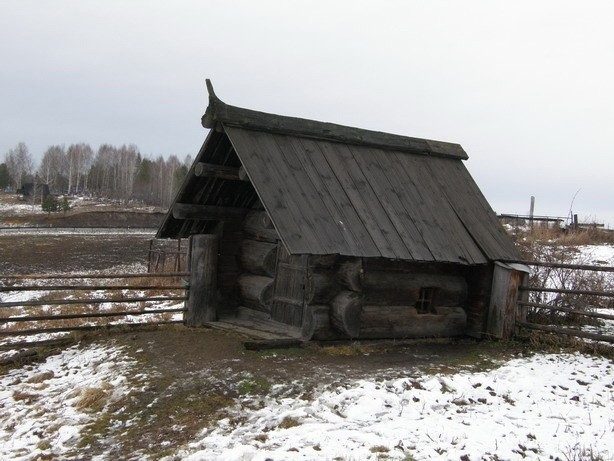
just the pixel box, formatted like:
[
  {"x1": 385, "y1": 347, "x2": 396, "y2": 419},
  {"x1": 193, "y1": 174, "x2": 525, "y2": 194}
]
[
  {"x1": 0, "y1": 203, "x2": 46, "y2": 216},
  {"x1": 1, "y1": 347, "x2": 612, "y2": 461},
  {"x1": 576, "y1": 244, "x2": 614, "y2": 266},
  {"x1": 174, "y1": 353, "x2": 614, "y2": 461},
  {"x1": 0, "y1": 343, "x2": 141, "y2": 461}
]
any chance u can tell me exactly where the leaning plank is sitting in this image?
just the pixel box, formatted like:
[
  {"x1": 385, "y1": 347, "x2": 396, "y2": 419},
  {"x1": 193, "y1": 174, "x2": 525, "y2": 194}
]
[{"x1": 518, "y1": 322, "x2": 614, "y2": 343}]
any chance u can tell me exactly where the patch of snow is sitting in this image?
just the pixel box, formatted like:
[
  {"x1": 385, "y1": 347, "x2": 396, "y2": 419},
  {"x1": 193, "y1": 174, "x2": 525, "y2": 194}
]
[
  {"x1": 0, "y1": 343, "x2": 140, "y2": 461},
  {"x1": 173, "y1": 353, "x2": 614, "y2": 461}
]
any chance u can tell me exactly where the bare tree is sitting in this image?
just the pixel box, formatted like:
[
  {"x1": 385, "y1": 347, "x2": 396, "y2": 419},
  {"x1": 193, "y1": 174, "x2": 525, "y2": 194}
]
[
  {"x1": 5, "y1": 142, "x2": 33, "y2": 190},
  {"x1": 39, "y1": 145, "x2": 67, "y2": 192},
  {"x1": 66, "y1": 143, "x2": 93, "y2": 194}
]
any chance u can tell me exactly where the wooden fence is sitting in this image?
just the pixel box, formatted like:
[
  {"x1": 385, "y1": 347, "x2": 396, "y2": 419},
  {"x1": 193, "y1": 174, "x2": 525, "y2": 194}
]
[
  {"x1": 148, "y1": 239, "x2": 188, "y2": 273},
  {"x1": 0, "y1": 271, "x2": 188, "y2": 347},
  {"x1": 515, "y1": 260, "x2": 614, "y2": 343}
]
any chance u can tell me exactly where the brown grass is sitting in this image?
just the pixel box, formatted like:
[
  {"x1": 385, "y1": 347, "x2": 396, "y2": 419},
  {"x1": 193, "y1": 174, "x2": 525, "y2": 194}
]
[
  {"x1": 26, "y1": 371, "x2": 55, "y2": 384},
  {"x1": 73, "y1": 386, "x2": 109, "y2": 411},
  {"x1": 278, "y1": 416, "x2": 301, "y2": 429}
]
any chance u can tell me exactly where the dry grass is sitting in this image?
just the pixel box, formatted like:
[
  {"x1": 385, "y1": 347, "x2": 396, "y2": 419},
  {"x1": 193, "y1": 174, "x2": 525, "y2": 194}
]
[
  {"x1": 26, "y1": 370, "x2": 55, "y2": 384},
  {"x1": 510, "y1": 226, "x2": 614, "y2": 328},
  {"x1": 278, "y1": 416, "x2": 301, "y2": 429},
  {"x1": 73, "y1": 386, "x2": 110, "y2": 411}
]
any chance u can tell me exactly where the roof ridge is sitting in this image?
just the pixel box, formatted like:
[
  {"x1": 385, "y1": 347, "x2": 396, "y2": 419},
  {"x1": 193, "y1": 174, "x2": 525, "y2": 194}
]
[{"x1": 201, "y1": 79, "x2": 468, "y2": 160}]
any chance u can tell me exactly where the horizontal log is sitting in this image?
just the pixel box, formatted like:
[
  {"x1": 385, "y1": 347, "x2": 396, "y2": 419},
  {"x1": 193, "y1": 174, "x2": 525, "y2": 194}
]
[
  {"x1": 518, "y1": 321, "x2": 614, "y2": 343},
  {"x1": 518, "y1": 302, "x2": 614, "y2": 319},
  {"x1": 0, "y1": 320, "x2": 184, "y2": 336},
  {"x1": 194, "y1": 162, "x2": 249, "y2": 181},
  {"x1": 0, "y1": 285, "x2": 184, "y2": 292},
  {"x1": 330, "y1": 291, "x2": 362, "y2": 338},
  {"x1": 172, "y1": 203, "x2": 248, "y2": 221},
  {"x1": 336, "y1": 259, "x2": 363, "y2": 292},
  {"x1": 242, "y1": 210, "x2": 278, "y2": 242},
  {"x1": 239, "y1": 239, "x2": 277, "y2": 277},
  {"x1": 506, "y1": 260, "x2": 614, "y2": 273},
  {"x1": 0, "y1": 272, "x2": 188, "y2": 280},
  {"x1": 363, "y1": 272, "x2": 467, "y2": 306},
  {"x1": 519, "y1": 286, "x2": 614, "y2": 298},
  {"x1": 359, "y1": 306, "x2": 467, "y2": 339},
  {"x1": 238, "y1": 274, "x2": 274, "y2": 313},
  {"x1": 301, "y1": 304, "x2": 337, "y2": 340},
  {"x1": 0, "y1": 296, "x2": 187, "y2": 309},
  {"x1": 305, "y1": 273, "x2": 337, "y2": 304},
  {"x1": 203, "y1": 80, "x2": 467, "y2": 160},
  {"x1": 0, "y1": 307, "x2": 186, "y2": 323}
]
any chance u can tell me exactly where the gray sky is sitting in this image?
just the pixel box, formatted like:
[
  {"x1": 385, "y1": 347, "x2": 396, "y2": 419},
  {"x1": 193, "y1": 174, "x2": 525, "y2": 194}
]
[{"x1": 1, "y1": 1, "x2": 613, "y2": 227}]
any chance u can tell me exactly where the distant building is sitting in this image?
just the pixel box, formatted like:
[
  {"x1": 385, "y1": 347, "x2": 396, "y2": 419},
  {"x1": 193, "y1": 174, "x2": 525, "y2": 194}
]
[{"x1": 17, "y1": 183, "x2": 50, "y2": 202}]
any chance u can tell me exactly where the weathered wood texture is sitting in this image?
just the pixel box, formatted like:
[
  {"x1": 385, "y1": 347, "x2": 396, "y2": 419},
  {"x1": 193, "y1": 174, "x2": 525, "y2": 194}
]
[
  {"x1": 330, "y1": 291, "x2": 363, "y2": 338},
  {"x1": 359, "y1": 306, "x2": 467, "y2": 339},
  {"x1": 362, "y1": 272, "x2": 467, "y2": 306},
  {"x1": 464, "y1": 264, "x2": 494, "y2": 338},
  {"x1": 336, "y1": 259, "x2": 363, "y2": 291},
  {"x1": 300, "y1": 304, "x2": 337, "y2": 340},
  {"x1": 194, "y1": 162, "x2": 247, "y2": 181},
  {"x1": 486, "y1": 263, "x2": 525, "y2": 339},
  {"x1": 242, "y1": 210, "x2": 278, "y2": 242},
  {"x1": 224, "y1": 125, "x2": 518, "y2": 263},
  {"x1": 202, "y1": 80, "x2": 467, "y2": 159},
  {"x1": 172, "y1": 203, "x2": 248, "y2": 221},
  {"x1": 239, "y1": 239, "x2": 277, "y2": 277},
  {"x1": 186, "y1": 234, "x2": 218, "y2": 326},
  {"x1": 270, "y1": 246, "x2": 307, "y2": 328},
  {"x1": 157, "y1": 129, "x2": 261, "y2": 239},
  {"x1": 237, "y1": 274, "x2": 274, "y2": 313}
]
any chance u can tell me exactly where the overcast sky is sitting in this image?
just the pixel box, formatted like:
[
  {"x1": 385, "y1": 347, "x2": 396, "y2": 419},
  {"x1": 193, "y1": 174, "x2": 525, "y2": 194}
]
[{"x1": 1, "y1": 1, "x2": 613, "y2": 227}]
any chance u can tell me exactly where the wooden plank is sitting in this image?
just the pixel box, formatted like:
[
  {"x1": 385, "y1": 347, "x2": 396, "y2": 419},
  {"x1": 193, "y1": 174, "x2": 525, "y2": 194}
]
[
  {"x1": 317, "y1": 142, "x2": 401, "y2": 259},
  {"x1": 426, "y1": 159, "x2": 518, "y2": 261},
  {"x1": 172, "y1": 203, "x2": 248, "y2": 221},
  {"x1": 0, "y1": 296, "x2": 186, "y2": 309},
  {"x1": 225, "y1": 126, "x2": 322, "y2": 254},
  {"x1": 387, "y1": 151, "x2": 473, "y2": 263},
  {"x1": 271, "y1": 134, "x2": 351, "y2": 254},
  {"x1": 0, "y1": 308, "x2": 185, "y2": 323},
  {"x1": 519, "y1": 302, "x2": 614, "y2": 320},
  {"x1": 353, "y1": 147, "x2": 434, "y2": 261},
  {"x1": 394, "y1": 153, "x2": 486, "y2": 264},
  {"x1": 518, "y1": 321, "x2": 614, "y2": 343},
  {"x1": 297, "y1": 138, "x2": 380, "y2": 257}
]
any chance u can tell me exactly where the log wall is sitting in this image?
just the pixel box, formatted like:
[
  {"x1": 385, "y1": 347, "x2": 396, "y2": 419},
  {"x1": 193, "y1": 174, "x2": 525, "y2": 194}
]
[{"x1": 216, "y1": 210, "x2": 493, "y2": 341}]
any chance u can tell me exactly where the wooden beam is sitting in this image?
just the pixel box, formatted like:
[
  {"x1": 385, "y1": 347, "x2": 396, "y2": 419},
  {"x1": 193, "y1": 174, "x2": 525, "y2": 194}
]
[
  {"x1": 202, "y1": 79, "x2": 467, "y2": 160},
  {"x1": 186, "y1": 234, "x2": 219, "y2": 326},
  {"x1": 194, "y1": 162, "x2": 250, "y2": 181},
  {"x1": 172, "y1": 203, "x2": 248, "y2": 221}
]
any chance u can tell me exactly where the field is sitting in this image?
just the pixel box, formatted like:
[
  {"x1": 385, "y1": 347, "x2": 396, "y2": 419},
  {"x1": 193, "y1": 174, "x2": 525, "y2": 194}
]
[{"x1": 0, "y1": 197, "x2": 613, "y2": 460}]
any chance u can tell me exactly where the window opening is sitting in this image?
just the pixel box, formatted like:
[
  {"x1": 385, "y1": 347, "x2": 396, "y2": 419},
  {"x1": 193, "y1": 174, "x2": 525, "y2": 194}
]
[{"x1": 416, "y1": 287, "x2": 437, "y2": 314}]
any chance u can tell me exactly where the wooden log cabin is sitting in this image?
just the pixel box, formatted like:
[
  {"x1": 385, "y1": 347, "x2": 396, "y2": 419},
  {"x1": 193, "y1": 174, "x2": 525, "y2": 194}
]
[{"x1": 157, "y1": 80, "x2": 526, "y2": 341}]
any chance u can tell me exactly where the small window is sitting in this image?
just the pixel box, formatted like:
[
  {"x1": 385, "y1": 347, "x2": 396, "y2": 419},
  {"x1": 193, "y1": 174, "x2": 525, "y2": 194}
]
[{"x1": 416, "y1": 287, "x2": 437, "y2": 314}]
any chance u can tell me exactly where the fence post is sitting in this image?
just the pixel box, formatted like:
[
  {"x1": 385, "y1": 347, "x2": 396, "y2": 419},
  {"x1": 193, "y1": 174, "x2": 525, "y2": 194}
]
[{"x1": 186, "y1": 234, "x2": 218, "y2": 327}]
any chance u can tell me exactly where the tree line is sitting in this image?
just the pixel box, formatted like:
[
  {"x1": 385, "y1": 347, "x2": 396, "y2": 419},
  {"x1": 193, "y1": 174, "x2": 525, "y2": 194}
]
[{"x1": 1, "y1": 142, "x2": 192, "y2": 208}]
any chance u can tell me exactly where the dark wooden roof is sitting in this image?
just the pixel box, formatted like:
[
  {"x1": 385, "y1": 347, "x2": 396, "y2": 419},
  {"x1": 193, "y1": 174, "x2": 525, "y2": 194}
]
[{"x1": 157, "y1": 81, "x2": 519, "y2": 264}]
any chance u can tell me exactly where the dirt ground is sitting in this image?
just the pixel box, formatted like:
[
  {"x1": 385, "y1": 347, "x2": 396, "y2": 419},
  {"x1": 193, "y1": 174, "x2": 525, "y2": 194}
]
[
  {"x1": 0, "y1": 211, "x2": 532, "y2": 459},
  {"x1": 63, "y1": 326, "x2": 528, "y2": 460}
]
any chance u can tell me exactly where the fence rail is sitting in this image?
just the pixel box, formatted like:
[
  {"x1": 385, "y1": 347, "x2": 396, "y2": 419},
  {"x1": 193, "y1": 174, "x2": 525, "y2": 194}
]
[
  {"x1": 514, "y1": 260, "x2": 614, "y2": 343},
  {"x1": 0, "y1": 271, "x2": 189, "y2": 344}
]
